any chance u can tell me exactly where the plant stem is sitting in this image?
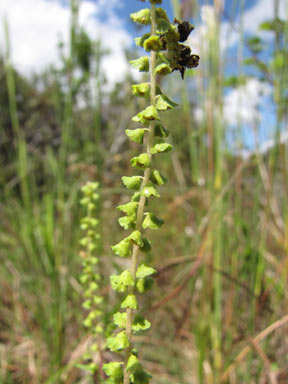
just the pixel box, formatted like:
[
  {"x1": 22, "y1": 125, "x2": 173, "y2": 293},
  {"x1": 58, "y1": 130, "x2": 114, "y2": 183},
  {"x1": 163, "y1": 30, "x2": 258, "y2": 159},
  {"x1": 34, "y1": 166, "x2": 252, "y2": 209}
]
[{"x1": 123, "y1": 3, "x2": 157, "y2": 383}]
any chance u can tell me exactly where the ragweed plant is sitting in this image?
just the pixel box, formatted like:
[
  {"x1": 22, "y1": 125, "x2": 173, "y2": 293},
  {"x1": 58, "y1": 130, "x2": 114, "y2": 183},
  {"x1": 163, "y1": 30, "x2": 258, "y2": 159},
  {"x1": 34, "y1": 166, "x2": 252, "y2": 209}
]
[
  {"x1": 78, "y1": 181, "x2": 104, "y2": 377},
  {"x1": 103, "y1": 1, "x2": 199, "y2": 383}
]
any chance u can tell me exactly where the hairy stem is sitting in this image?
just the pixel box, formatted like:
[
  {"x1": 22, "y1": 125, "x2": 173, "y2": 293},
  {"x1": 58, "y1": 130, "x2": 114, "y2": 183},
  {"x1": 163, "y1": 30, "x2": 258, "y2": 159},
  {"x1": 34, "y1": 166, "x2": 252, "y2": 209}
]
[{"x1": 123, "y1": 3, "x2": 157, "y2": 383}]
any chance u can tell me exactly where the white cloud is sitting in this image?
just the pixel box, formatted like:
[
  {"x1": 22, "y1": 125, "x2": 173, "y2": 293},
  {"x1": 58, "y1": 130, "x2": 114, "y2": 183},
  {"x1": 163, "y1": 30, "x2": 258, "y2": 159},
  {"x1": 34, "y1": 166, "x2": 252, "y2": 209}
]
[
  {"x1": 223, "y1": 78, "x2": 271, "y2": 126},
  {"x1": 244, "y1": 0, "x2": 287, "y2": 36},
  {"x1": 0, "y1": 0, "x2": 131, "y2": 86}
]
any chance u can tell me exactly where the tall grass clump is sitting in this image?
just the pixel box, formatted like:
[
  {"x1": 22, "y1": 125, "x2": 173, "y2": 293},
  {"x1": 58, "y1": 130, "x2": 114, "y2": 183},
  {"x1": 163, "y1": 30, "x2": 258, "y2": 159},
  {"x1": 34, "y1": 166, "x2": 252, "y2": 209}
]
[{"x1": 102, "y1": 1, "x2": 199, "y2": 383}]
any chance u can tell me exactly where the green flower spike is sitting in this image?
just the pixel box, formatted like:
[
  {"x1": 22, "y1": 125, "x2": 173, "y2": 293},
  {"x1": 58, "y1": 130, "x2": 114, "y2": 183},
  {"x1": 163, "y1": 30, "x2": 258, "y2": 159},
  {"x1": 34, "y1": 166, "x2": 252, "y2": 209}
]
[
  {"x1": 108, "y1": 0, "x2": 198, "y2": 381},
  {"x1": 79, "y1": 182, "x2": 103, "y2": 378}
]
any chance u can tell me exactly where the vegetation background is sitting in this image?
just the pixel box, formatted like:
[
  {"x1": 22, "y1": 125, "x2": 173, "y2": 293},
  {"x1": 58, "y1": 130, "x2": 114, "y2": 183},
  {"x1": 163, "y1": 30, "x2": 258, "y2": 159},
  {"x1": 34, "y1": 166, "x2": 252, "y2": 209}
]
[{"x1": 0, "y1": 0, "x2": 288, "y2": 383}]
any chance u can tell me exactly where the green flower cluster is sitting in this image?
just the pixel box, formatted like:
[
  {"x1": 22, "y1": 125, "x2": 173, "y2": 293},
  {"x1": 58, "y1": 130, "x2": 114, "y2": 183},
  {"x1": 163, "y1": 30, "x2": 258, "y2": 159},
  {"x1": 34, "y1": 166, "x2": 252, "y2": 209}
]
[
  {"x1": 102, "y1": 1, "x2": 197, "y2": 383},
  {"x1": 78, "y1": 181, "x2": 103, "y2": 375},
  {"x1": 131, "y1": 1, "x2": 199, "y2": 79}
]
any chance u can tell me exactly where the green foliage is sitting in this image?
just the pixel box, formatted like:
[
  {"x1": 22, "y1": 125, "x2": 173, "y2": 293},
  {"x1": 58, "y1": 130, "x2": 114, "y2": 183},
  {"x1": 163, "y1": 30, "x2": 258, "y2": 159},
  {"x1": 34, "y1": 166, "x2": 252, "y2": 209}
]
[{"x1": 246, "y1": 36, "x2": 264, "y2": 54}]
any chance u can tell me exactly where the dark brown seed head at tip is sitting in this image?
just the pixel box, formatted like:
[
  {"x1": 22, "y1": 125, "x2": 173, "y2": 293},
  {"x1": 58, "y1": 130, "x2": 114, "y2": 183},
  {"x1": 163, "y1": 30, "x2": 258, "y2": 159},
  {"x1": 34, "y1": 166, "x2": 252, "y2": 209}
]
[
  {"x1": 177, "y1": 21, "x2": 195, "y2": 42},
  {"x1": 186, "y1": 54, "x2": 200, "y2": 68}
]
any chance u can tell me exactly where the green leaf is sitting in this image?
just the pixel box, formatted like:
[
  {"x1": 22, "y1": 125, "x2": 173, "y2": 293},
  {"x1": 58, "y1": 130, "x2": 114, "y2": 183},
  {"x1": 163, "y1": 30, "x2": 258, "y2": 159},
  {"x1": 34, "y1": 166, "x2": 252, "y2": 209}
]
[
  {"x1": 141, "y1": 184, "x2": 160, "y2": 198},
  {"x1": 140, "y1": 237, "x2": 151, "y2": 253},
  {"x1": 110, "y1": 270, "x2": 134, "y2": 292},
  {"x1": 132, "y1": 315, "x2": 151, "y2": 332},
  {"x1": 117, "y1": 201, "x2": 138, "y2": 216},
  {"x1": 103, "y1": 362, "x2": 123, "y2": 381},
  {"x1": 128, "y1": 230, "x2": 143, "y2": 247},
  {"x1": 224, "y1": 75, "x2": 247, "y2": 88},
  {"x1": 130, "y1": 57, "x2": 149, "y2": 72},
  {"x1": 111, "y1": 238, "x2": 131, "y2": 257},
  {"x1": 127, "y1": 354, "x2": 141, "y2": 372},
  {"x1": 130, "y1": 368, "x2": 152, "y2": 384},
  {"x1": 126, "y1": 128, "x2": 146, "y2": 144},
  {"x1": 156, "y1": 94, "x2": 178, "y2": 110},
  {"x1": 155, "y1": 7, "x2": 168, "y2": 20},
  {"x1": 156, "y1": 17, "x2": 171, "y2": 33},
  {"x1": 131, "y1": 191, "x2": 141, "y2": 202},
  {"x1": 134, "y1": 33, "x2": 151, "y2": 48},
  {"x1": 131, "y1": 153, "x2": 151, "y2": 170},
  {"x1": 143, "y1": 35, "x2": 162, "y2": 52},
  {"x1": 259, "y1": 19, "x2": 285, "y2": 33},
  {"x1": 113, "y1": 312, "x2": 127, "y2": 328},
  {"x1": 151, "y1": 142, "x2": 172, "y2": 154},
  {"x1": 246, "y1": 36, "x2": 263, "y2": 54},
  {"x1": 132, "y1": 106, "x2": 160, "y2": 124},
  {"x1": 136, "y1": 277, "x2": 154, "y2": 293},
  {"x1": 143, "y1": 212, "x2": 164, "y2": 230},
  {"x1": 150, "y1": 169, "x2": 167, "y2": 185},
  {"x1": 107, "y1": 331, "x2": 129, "y2": 352},
  {"x1": 154, "y1": 62, "x2": 172, "y2": 76},
  {"x1": 82, "y1": 300, "x2": 91, "y2": 310},
  {"x1": 130, "y1": 9, "x2": 151, "y2": 25},
  {"x1": 132, "y1": 83, "x2": 150, "y2": 98},
  {"x1": 121, "y1": 294, "x2": 138, "y2": 309},
  {"x1": 118, "y1": 216, "x2": 135, "y2": 230},
  {"x1": 141, "y1": 106, "x2": 160, "y2": 121},
  {"x1": 136, "y1": 264, "x2": 157, "y2": 278},
  {"x1": 122, "y1": 176, "x2": 142, "y2": 190},
  {"x1": 154, "y1": 123, "x2": 170, "y2": 138}
]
